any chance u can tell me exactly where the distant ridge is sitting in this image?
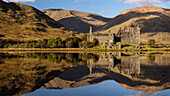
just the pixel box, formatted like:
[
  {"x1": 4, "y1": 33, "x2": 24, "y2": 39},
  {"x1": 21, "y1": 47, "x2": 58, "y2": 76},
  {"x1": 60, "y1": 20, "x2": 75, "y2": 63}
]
[
  {"x1": 45, "y1": 9, "x2": 63, "y2": 11},
  {"x1": 98, "y1": 4, "x2": 170, "y2": 33},
  {"x1": 119, "y1": 4, "x2": 170, "y2": 16},
  {"x1": 42, "y1": 9, "x2": 112, "y2": 33}
]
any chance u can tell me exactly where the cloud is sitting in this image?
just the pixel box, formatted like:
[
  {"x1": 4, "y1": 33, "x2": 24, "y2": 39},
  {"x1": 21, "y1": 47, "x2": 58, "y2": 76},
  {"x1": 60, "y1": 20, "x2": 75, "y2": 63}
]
[
  {"x1": 3, "y1": 0, "x2": 8, "y2": 2},
  {"x1": 116, "y1": 0, "x2": 122, "y2": 2},
  {"x1": 101, "y1": 10, "x2": 115, "y2": 13},
  {"x1": 72, "y1": 0, "x2": 79, "y2": 3},
  {"x1": 72, "y1": 0, "x2": 87, "y2": 3},
  {"x1": 3, "y1": 0, "x2": 36, "y2": 2},
  {"x1": 91, "y1": 6, "x2": 97, "y2": 9},
  {"x1": 123, "y1": 0, "x2": 170, "y2": 5}
]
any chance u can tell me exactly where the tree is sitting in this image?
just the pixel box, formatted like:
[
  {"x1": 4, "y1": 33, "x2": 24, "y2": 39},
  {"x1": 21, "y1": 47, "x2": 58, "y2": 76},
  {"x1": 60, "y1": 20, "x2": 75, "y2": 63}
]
[
  {"x1": 66, "y1": 40, "x2": 74, "y2": 48},
  {"x1": 81, "y1": 34, "x2": 87, "y2": 41},
  {"x1": 82, "y1": 41, "x2": 92, "y2": 48},
  {"x1": 92, "y1": 38, "x2": 99, "y2": 47},
  {"x1": 0, "y1": 40, "x2": 4, "y2": 48},
  {"x1": 47, "y1": 37, "x2": 63, "y2": 48},
  {"x1": 65, "y1": 37, "x2": 82, "y2": 48}
]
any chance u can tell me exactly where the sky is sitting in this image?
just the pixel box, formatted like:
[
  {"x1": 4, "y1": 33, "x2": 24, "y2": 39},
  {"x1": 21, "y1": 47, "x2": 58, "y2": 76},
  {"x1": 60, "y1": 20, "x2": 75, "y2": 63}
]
[{"x1": 3, "y1": 0, "x2": 170, "y2": 17}]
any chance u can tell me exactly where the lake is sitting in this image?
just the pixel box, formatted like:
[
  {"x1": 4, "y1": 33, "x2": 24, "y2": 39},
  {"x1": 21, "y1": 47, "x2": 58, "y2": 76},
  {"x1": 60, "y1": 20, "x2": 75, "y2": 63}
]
[{"x1": 0, "y1": 52, "x2": 170, "y2": 96}]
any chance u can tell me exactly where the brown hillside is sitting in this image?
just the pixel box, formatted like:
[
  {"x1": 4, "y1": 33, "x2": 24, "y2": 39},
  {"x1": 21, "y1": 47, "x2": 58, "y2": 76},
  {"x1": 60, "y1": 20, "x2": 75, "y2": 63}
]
[
  {"x1": 97, "y1": 4, "x2": 170, "y2": 44},
  {"x1": 98, "y1": 4, "x2": 170, "y2": 32},
  {"x1": 0, "y1": 0, "x2": 70, "y2": 40},
  {"x1": 42, "y1": 9, "x2": 112, "y2": 33}
]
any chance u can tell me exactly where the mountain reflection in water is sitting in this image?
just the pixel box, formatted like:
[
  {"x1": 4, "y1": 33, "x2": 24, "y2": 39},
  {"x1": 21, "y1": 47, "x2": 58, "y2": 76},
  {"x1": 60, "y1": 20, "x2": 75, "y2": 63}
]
[{"x1": 0, "y1": 52, "x2": 170, "y2": 96}]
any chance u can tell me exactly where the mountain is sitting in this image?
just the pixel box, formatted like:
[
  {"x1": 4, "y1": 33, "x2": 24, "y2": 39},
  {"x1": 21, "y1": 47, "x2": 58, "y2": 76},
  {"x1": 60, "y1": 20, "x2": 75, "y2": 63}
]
[
  {"x1": 42, "y1": 9, "x2": 112, "y2": 33},
  {"x1": 98, "y1": 4, "x2": 170, "y2": 32},
  {"x1": 97, "y1": 4, "x2": 170, "y2": 44},
  {"x1": 0, "y1": 0, "x2": 70, "y2": 40}
]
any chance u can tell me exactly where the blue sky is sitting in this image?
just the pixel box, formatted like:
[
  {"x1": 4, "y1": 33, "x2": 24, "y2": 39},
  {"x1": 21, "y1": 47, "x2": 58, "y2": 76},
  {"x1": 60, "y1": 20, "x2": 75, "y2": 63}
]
[{"x1": 3, "y1": 0, "x2": 170, "y2": 17}]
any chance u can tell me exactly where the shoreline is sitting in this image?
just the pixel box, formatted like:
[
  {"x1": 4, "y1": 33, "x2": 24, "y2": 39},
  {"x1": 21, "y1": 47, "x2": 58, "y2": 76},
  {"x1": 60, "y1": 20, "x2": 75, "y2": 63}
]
[
  {"x1": 0, "y1": 48, "x2": 124, "y2": 51},
  {"x1": 0, "y1": 48, "x2": 170, "y2": 52}
]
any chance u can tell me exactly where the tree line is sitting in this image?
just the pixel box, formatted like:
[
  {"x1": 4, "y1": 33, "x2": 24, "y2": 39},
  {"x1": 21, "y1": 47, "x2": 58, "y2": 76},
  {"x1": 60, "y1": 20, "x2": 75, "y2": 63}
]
[{"x1": 0, "y1": 36, "x2": 99, "y2": 48}]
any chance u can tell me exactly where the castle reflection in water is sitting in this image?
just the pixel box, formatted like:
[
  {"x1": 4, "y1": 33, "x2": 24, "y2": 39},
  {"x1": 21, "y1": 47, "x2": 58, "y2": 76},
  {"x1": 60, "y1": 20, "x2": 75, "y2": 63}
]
[{"x1": 87, "y1": 52, "x2": 140, "y2": 77}]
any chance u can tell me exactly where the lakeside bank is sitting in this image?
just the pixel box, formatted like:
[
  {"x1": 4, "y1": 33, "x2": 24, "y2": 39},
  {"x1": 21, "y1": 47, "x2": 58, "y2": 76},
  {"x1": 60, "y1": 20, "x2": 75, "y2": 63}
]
[{"x1": 0, "y1": 48, "x2": 170, "y2": 52}]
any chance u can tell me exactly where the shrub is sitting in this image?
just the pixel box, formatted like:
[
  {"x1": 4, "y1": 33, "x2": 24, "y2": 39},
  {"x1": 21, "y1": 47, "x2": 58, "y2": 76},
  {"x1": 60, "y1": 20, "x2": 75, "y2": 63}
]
[
  {"x1": 65, "y1": 37, "x2": 82, "y2": 48},
  {"x1": 66, "y1": 40, "x2": 74, "y2": 48},
  {"x1": 82, "y1": 41, "x2": 92, "y2": 48},
  {"x1": 81, "y1": 34, "x2": 87, "y2": 41},
  {"x1": 148, "y1": 39, "x2": 155, "y2": 46},
  {"x1": 47, "y1": 37, "x2": 63, "y2": 48},
  {"x1": 92, "y1": 38, "x2": 99, "y2": 47}
]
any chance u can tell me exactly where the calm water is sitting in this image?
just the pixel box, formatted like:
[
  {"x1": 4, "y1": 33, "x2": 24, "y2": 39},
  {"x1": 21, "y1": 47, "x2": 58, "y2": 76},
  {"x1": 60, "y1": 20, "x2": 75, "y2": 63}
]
[{"x1": 0, "y1": 52, "x2": 170, "y2": 96}]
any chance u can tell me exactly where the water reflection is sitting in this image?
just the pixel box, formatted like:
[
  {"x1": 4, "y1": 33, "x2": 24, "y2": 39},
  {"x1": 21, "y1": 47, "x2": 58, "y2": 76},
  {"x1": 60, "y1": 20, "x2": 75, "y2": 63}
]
[{"x1": 0, "y1": 52, "x2": 170, "y2": 96}]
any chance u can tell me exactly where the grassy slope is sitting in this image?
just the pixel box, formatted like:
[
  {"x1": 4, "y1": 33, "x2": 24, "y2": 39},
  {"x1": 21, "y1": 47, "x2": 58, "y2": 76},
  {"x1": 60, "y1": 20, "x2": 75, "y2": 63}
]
[{"x1": 0, "y1": 1, "x2": 70, "y2": 41}]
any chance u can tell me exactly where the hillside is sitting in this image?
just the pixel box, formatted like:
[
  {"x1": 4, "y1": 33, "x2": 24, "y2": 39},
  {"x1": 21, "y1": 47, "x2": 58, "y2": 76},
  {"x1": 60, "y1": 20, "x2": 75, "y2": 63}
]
[
  {"x1": 42, "y1": 9, "x2": 112, "y2": 33},
  {"x1": 97, "y1": 4, "x2": 170, "y2": 44},
  {"x1": 0, "y1": 0, "x2": 70, "y2": 40},
  {"x1": 1, "y1": 1, "x2": 169, "y2": 43}
]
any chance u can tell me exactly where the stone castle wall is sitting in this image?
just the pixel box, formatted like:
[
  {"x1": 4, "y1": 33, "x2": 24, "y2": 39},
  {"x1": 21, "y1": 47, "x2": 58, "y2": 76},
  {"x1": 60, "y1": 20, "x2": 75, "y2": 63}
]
[
  {"x1": 121, "y1": 32, "x2": 130, "y2": 44},
  {"x1": 87, "y1": 21, "x2": 140, "y2": 45},
  {"x1": 118, "y1": 22, "x2": 140, "y2": 45},
  {"x1": 129, "y1": 26, "x2": 140, "y2": 44},
  {"x1": 87, "y1": 33, "x2": 115, "y2": 45},
  {"x1": 93, "y1": 35, "x2": 114, "y2": 44}
]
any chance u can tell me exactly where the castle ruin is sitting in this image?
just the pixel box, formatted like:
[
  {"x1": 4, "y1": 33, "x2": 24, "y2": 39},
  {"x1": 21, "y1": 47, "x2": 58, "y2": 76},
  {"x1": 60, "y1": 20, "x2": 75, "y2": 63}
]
[{"x1": 87, "y1": 21, "x2": 140, "y2": 47}]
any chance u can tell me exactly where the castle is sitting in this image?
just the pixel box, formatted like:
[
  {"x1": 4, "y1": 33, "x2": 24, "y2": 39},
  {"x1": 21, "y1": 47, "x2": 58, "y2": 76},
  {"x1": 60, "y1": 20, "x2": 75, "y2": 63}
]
[{"x1": 87, "y1": 21, "x2": 140, "y2": 47}]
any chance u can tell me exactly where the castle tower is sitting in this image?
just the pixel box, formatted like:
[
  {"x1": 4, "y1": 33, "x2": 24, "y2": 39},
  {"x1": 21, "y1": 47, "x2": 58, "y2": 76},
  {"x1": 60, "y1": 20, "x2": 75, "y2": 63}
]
[
  {"x1": 108, "y1": 30, "x2": 111, "y2": 36},
  {"x1": 129, "y1": 21, "x2": 134, "y2": 44},
  {"x1": 70, "y1": 31, "x2": 73, "y2": 37},
  {"x1": 129, "y1": 21, "x2": 140, "y2": 44},
  {"x1": 124, "y1": 26, "x2": 128, "y2": 32},
  {"x1": 89, "y1": 26, "x2": 92, "y2": 35},
  {"x1": 136, "y1": 24, "x2": 140, "y2": 45},
  {"x1": 117, "y1": 27, "x2": 122, "y2": 37},
  {"x1": 89, "y1": 26, "x2": 93, "y2": 42}
]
